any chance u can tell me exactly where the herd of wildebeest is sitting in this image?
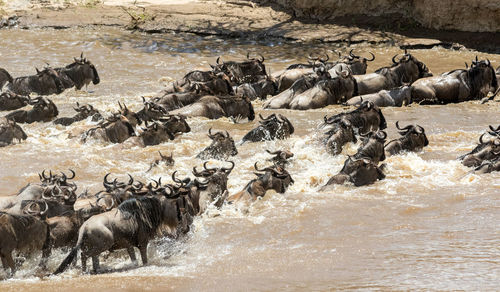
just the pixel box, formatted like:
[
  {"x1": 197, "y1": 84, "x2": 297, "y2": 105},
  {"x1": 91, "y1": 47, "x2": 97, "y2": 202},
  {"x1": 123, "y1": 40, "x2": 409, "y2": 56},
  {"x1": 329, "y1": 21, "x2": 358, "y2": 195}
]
[{"x1": 0, "y1": 49, "x2": 499, "y2": 278}]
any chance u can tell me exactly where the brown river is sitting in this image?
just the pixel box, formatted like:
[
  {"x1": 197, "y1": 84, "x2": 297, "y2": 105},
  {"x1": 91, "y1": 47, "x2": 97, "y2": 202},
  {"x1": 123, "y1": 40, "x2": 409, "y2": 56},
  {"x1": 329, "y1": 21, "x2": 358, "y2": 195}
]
[{"x1": 0, "y1": 27, "x2": 499, "y2": 291}]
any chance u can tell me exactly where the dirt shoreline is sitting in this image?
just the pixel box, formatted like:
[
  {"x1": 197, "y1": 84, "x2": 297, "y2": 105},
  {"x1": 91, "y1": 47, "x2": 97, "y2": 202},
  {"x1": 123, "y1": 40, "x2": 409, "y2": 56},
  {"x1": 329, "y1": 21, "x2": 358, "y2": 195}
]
[{"x1": 2, "y1": 1, "x2": 500, "y2": 53}]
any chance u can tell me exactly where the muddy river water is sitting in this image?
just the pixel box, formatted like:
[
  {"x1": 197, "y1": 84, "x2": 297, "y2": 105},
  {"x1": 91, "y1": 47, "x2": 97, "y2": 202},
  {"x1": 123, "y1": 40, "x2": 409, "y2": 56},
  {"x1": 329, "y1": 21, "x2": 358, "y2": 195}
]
[{"x1": 0, "y1": 27, "x2": 499, "y2": 291}]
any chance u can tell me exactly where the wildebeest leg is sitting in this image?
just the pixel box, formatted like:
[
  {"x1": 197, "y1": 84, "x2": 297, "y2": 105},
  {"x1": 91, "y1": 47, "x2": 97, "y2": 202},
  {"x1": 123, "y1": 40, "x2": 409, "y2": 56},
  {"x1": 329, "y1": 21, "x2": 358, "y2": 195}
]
[
  {"x1": 81, "y1": 254, "x2": 87, "y2": 272},
  {"x1": 139, "y1": 244, "x2": 148, "y2": 266},
  {"x1": 91, "y1": 256, "x2": 100, "y2": 274},
  {"x1": 71, "y1": 252, "x2": 78, "y2": 267},
  {"x1": 3, "y1": 252, "x2": 16, "y2": 276},
  {"x1": 127, "y1": 247, "x2": 138, "y2": 265},
  {"x1": 39, "y1": 247, "x2": 51, "y2": 269}
]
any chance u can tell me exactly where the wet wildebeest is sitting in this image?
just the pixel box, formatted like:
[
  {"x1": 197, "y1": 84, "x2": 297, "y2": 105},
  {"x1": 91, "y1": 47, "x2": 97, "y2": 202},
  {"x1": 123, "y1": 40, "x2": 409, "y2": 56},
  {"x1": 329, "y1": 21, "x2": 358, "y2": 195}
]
[
  {"x1": 0, "y1": 91, "x2": 29, "y2": 111},
  {"x1": 355, "y1": 50, "x2": 432, "y2": 95},
  {"x1": 0, "y1": 67, "x2": 13, "y2": 88},
  {"x1": 5, "y1": 96, "x2": 59, "y2": 124},
  {"x1": 55, "y1": 196, "x2": 186, "y2": 274},
  {"x1": 127, "y1": 116, "x2": 191, "y2": 147},
  {"x1": 473, "y1": 157, "x2": 500, "y2": 174},
  {"x1": 320, "y1": 157, "x2": 386, "y2": 189},
  {"x1": 169, "y1": 95, "x2": 255, "y2": 121},
  {"x1": 321, "y1": 118, "x2": 357, "y2": 155},
  {"x1": 162, "y1": 70, "x2": 217, "y2": 93},
  {"x1": 384, "y1": 122, "x2": 429, "y2": 156},
  {"x1": 234, "y1": 75, "x2": 277, "y2": 100},
  {"x1": 324, "y1": 100, "x2": 387, "y2": 135},
  {"x1": 146, "y1": 151, "x2": 175, "y2": 172},
  {"x1": 226, "y1": 162, "x2": 294, "y2": 203},
  {"x1": 353, "y1": 130, "x2": 387, "y2": 163},
  {"x1": 136, "y1": 96, "x2": 169, "y2": 122},
  {"x1": 115, "y1": 101, "x2": 142, "y2": 127},
  {"x1": 328, "y1": 50, "x2": 375, "y2": 77},
  {"x1": 240, "y1": 113, "x2": 294, "y2": 143},
  {"x1": 196, "y1": 128, "x2": 238, "y2": 160},
  {"x1": 211, "y1": 53, "x2": 267, "y2": 84},
  {"x1": 6, "y1": 67, "x2": 65, "y2": 96},
  {"x1": 266, "y1": 149, "x2": 294, "y2": 167},
  {"x1": 345, "y1": 84, "x2": 412, "y2": 107},
  {"x1": 53, "y1": 102, "x2": 102, "y2": 126},
  {"x1": 82, "y1": 115, "x2": 136, "y2": 144},
  {"x1": 0, "y1": 117, "x2": 27, "y2": 147},
  {"x1": 288, "y1": 70, "x2": 358, "y2": 110},
  {"x1": 264, "y1": 66, "x2": 331, "y2": 109},
  {"x1": 0, "y1": 211, "x2": 50, "y2": 276},
  {"x1": 54, "y1": 53, "x2": 100, "y2": 90},
  {"x1": 459, "y1": 126, "x2": 500, "y2": 167},
  {"x1": 411, "y1": 58, "x2": 498, "y2": 104},
  {"x1": 191, "y1": 161, "x2": 235, "y2": 213}
]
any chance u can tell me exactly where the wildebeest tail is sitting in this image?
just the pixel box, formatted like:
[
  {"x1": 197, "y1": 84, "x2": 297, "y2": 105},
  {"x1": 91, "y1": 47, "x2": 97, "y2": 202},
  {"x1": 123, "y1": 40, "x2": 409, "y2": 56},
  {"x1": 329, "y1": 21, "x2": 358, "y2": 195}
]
[{"x1": 54, "y1": 244, "x2": 80, "y2": 274}]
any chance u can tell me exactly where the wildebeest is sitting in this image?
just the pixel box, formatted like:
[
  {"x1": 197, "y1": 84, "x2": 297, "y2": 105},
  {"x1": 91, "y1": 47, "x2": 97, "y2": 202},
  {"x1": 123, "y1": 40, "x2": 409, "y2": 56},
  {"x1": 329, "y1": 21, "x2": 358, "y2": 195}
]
[
  {"x1": 127, "y1": 116, "x2": 190, "y2": 147},
  {"x1": 320, "y1": 157, "x2": 386, "y2": 189},
  {"x1": 384, "y1": 122, "x2": 429, "y2": 156},
  {"x1": 410, "y1": 58, "x2": 498, "y2": 104},
  {"x1": 240, "y1": 113, "x2": 294, "y2": 143},
  {"x1": 328, "y1": 50, "x2": 375, "y2": 76},
  {"x1": 191, "y1": 161, "x2": 234, "y2": 213},
  {"x1": 54, "y1": 53, "x2": 100, "y2": 90},
  {"x1": 196, "y1": 128, "x2": 238, "y2": 160},
  {"x1": 264, "y1": 66, "x2": 330, "y2": 109},
  {"x1": 82, "y1": 115, "x2": 136, "y2": 144},
  {"x1": 321, "y1": 118, "x2": 357, "y2": 155},
  {"x1": 136, "y1": 96, "x2": 168, "y2": 122},
  {"x1": 54, "y1": 196, "x2": 185, "y2": 274},
  {"x1": 234, "y1": 75, "x2": 277, "y2": 100},
  {"x1": 459, "y1": 126, "x2": 500, "y2": 167},
  {"x1": 345, "y1": 84, "x2": 412, "y2": 107},
  {"x1": 324, "y1": 100, "x2": 387, "y2": 134},
  {"x1": 0, "y1": 67, "x2": 13, "y2": 88},
  {"x1": 353, "y1": 130, "x2": 387, "y2": 163},
  {"x1": 226, "y1": 162, "x2": 294, "y2": 203},
  {"x1": 0, "y1": 117, "x2": 27, "y2": 147},
  {"x1": 0, "y1": 212, "x2": 50, "y2": 276},
  {"x1": 288, "y1": 70, "x2": 358, "y2": 110},
  {"x1": 212, "y1": 53, "x2": 267, "y2": 84},
  {"x1": 53, "y1": 102, "x2": 102, "y2": 126},
  {"x1": 473, "y1": 157, "x2": 500, "y2": 174},
  {"x1": 146, "y1": 151, "x2": 175, "y2": 172},
  {"x1": 5, "y1": 96, "x2": 59, "y2": 124},
  {"x1": 355, "y1": 51, "x2": 432, "y2": 95},
  {"x1": 0, "y1": 91, "x2": 29, "y2": 111},
  {"x1": 266, "y1": 149, "x2": 294, "y2": 167},
  {"x1": 169, "y1": 95, "x2": 255, "y2": 121},
  {"x1": 6, "y1": 67, "x2": 65, "y2": 96}
]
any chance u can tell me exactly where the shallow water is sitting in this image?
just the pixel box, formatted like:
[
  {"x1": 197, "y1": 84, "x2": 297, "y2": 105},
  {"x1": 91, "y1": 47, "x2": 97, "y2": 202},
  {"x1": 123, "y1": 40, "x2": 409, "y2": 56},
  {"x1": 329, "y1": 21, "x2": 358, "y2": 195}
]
[{"x1": 0, "y1": 27, "x2": 499, "y2": 291}]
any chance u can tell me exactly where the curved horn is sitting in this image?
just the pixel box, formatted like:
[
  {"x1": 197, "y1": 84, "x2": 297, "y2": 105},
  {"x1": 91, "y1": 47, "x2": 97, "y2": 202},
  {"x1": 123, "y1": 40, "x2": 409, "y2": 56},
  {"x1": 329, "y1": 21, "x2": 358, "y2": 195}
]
[
  {"x1": 377, "y1": 131, "x2": 387, "y2": 140},
  {"x1": 266, "y1": 149, "x2": 281, "y2": 155},
  {"x1": 416, "y1": 125, "x2": 424, "y2": 134},
  {"x1": 258, "y1": 54, "x2": 265, "y2": 63},
  {"x1": 395, "y1": 121, "x2": 412, "y2": 132},
  {"x1": 479, "y1": 133, "x2": 487, "y2": 144},
  {"x1": 488, "y1": 125, "x2": 500, "y2": 132},
  {"x1": 319, "y1": 53, "x2": 329, "y2": 63},
  {"x1": 349, "y1": 49, "x2": 360, "y2": 59},
  {"x1": 366, "y1": 52, "x2": 375, "y2": 61},
  {"x1": 254, "y1": 162, "x2": 265, "y2": 172},
  {"x1": 392, "y1": 54, "x2": 399, "y2": 64},
  {"x1": 127, "y1": 174, "x2": 134, "y2": 185},
  {"x1": 225, "y1": 130, "x2": 230, "y2": 138},
  {"x1": 216, "y1": 56, "x2": 221, "y2": 64},
  {"x1": 222, "y1": 161, "x2": 235, "y2": 173},
  {"x1": 208, "y1": 127, "x2": 214, "y2": 138}
]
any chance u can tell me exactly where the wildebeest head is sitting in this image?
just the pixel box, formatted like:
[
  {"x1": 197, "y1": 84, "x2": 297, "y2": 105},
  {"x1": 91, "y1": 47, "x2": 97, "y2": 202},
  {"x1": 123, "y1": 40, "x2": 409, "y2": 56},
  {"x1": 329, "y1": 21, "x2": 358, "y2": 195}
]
[
  {"x1": 196, "y1": 128, "x2": 238, "y2": 160},
  {"x1": 0, "y1": 117, "x2": 27, "y2": 145},
  {"x1": 0, "y1": 91, "x2": 30, "y2": 111},
  {"x1": 192, "y1": 161, "x2": 235, "y2": 207},
  {"x1": 460, "y1": 126, "x2": 500, "y2": 167},
  {"x1": 38, "y1": 169, "x2": 76, "y2": 187},
  {"x1": 473, "y1": 157, "x2": 500, "y2": 174},
  {"x1": 20, "y1": 96, "x2": 59, "y2": 123},
  {"x1": 117, "y1": 101, "x2": 141, "y2": 126},
  {"x1": 326, "y1": 99, "x2": 386, "y2": 134},
  {"x1": 266, "y1": 149, "x2": 294, "y2": 167},
  {"x1": 74, "y1": 102, "x2": 102, "y2": 121},
  {"x1": 252, "y1": 162, "x2": 294, "y2": 195},
  {"x1": 396, "y1": 121, "x2": 429, "y2": 148},
  {"x1": 160, "y1": 114, "x2": 191, "y2": 139},
  {"x1": 137, "y1": 96, "x2": 168, "y2": 122},
  {"x1": 391, "y1": 50, "x2": 433, "y2": 81},
  {"x1": 241, "y1": 113, "x2": 294, "y2": 143},
  {"x1": 355, "y1": 130, "x2": 387, "y2": 163},
  {"x1": 138, "y1": 121, "x2": 172, "y2": 146},
  {"x1": 339, "y1": 49, "x2": 375, "y2": 75},
  {"x1": 218, "y1": 96, "x2": 255, "y2": 121},
  {"x1": 323, "y1": 118, "x2": 357, "y2": 155},
  {"x1": 469, "y1": 58, "x2": 498, "y2": 97},
  {"x1": 336, "y1": 156, "x2": 385, "y2": 187}
]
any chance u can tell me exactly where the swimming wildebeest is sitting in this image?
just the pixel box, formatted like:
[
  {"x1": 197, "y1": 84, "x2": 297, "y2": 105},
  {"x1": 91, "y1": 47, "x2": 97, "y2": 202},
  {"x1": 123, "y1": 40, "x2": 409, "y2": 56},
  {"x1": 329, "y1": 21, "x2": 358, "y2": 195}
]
[
  {"x1": 0, "y1": 91, "x2": 30, "y2": 111},
  {"x1": 54, "y1": 196, "x2": 188, "y2": 274},
  {"x1": 320, "y1": 157, "x2": 386, "y2": 189},
  {"x1": 169, "y1": 95, "x2": 255, "y2": 121},
  {"x1": 53, "y1": 102, "x2": 102, "y2": 126},
  {"x1": 146, "y1": 151, "x2": 175, "y2": 172},
  {"x1": 459, "y1": 126, "x2": 500, "y2": 167},
  {"x1": 196, "y1": 128, "x2": 238, "y2": 160},
  {"x1": 324, "y1": 100, "x2": 387, "y2": 134},
  {"x1": 6, "y1": 67, "x2": 65, "y2": 96},
  {"x1": 240, "y1": 113, "x2": 294, "y2": 143},
  {"x1": 0, "y1": 117, "x2": 27, "y2": 147},
  {"x1": 5, "y1": 96, "x2": 59, "y2": 124},
  {"x1": 321, "y1": 118, "x2": 357, "y2": 156},
  {"x1": 410, "y1": 58, "x2": 498, "y2": 104},
  {"x1": 54, "y1": 53, "x2": 100, "y2": 90},
  {"x1": 384, "y1": 122, "x2": 429, "y2": 156},
  {"x1": 354, "y1": 50, "x2": 432, "y2": 95},
  {"x1": 345, "y1": 84, "x2": 412, "y2": 107}
]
